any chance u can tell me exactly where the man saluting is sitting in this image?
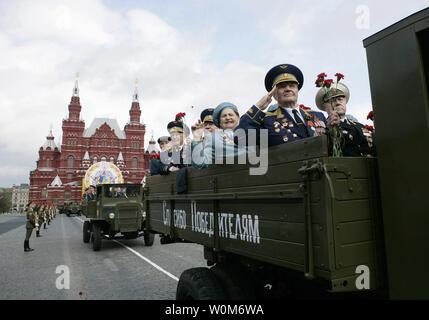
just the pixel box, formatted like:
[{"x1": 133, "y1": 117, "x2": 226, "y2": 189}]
[{"x1": 236, "y1": 64, "x2": 327, "y2": 147}]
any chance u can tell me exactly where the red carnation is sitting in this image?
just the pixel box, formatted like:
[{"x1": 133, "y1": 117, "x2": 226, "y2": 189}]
[
  {"x1": 315, "y1": 79, "x2": 323, "y2": 88},
  {"x1": 175, "y1": 112, "x2": 186, "y2": 121},
  {"x1": 365, "y1": 125, "x2": 374, "y2": 132},
  {"x1": 323, "y1": 79, "x2": 334, "y2": 88},
  {"x1": 317, "y1": 72, "x2": 327, "y2": 79},
  {"x1": 149, "y1": 153, "x2": 160, "y2": 160},
  {"x1": 299, "y1": 104, "x2": 311, "y2": 110},
  {"x1": 367, "y1": 110, "x2": 374, "y2": 121},
  {"x1": 334, "y1": 73, "x2": 345, "y2": 81}
]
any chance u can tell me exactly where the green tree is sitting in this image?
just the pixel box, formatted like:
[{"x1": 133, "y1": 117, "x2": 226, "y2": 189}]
[{"x1": 0, "y1": 193, "x2": 12, "y2": 213}]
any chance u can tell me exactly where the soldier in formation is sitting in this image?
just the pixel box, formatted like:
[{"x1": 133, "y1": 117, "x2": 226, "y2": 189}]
[
  {"x1": 24, "y1": 200, "x2": 36, "y2": 252},
  {"x1": 35, "y1": 204, "x2": 43, "y2": 237}
]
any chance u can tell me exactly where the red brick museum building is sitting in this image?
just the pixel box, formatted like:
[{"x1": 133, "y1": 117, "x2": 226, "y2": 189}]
[{"x1": 29, "y1": 79, "x2": 159, "y2": 205}]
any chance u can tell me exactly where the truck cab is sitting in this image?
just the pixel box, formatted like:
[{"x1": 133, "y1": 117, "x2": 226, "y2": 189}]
[{"x1": 81, "y1": 183, "x2": 154, "y2": 251}]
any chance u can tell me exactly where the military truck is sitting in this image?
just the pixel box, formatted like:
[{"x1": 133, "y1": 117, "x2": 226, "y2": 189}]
[
  {"x1": 143, "y1": 9, "x2": 429, "y2": 300},
  {"x1": 81, "y1": 184, "x2": 155, "y2": 251},
  {"x1": 58, "y1": 204, "x2": 66, "y2": 215},
  {"x1": 70, "y1": 202, "x2": 82, "y2": 216},
  {"x1": 63, "y1": 203, "x2": 72, "y2": 216}
]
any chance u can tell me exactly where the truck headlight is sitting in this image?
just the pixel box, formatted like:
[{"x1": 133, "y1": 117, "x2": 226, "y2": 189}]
[{"x1": 109, "y1": 213, "x2": 115, "y2": 219}]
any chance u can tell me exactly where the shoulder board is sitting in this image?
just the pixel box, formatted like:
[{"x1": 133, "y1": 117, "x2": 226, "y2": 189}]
[
  {"x1": 267, "y1": 104, "x2": 279, "y2": 112},
  {"x1": 265, "y1": 108, "x2": 284, "y2": 118},
  {"x1": 302, "y1": 109, "x2": 311, "y2": 117},
  {"x1": 350, "y1": 120, "x2": 363, "y2": 126}
]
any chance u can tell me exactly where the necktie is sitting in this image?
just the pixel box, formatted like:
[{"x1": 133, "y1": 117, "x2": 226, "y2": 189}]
[{"x1": 292, "y1": 109, "x2": 309, "y2": 137}]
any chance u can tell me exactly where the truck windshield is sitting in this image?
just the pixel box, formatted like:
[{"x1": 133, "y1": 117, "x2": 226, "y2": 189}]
[{"x1": 105, "y1": 186, "x2": 140, "y2": 198}]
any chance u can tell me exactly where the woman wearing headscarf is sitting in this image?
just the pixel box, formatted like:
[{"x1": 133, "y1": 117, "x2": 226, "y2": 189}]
[{"x1": 191, "y1": 102, "x2": 247, "y2": 169}]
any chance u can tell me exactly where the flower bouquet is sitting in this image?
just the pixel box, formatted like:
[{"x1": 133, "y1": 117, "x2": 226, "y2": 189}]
[{"x1": 315, "y1": 72, "x2": 344, "y2": 157}]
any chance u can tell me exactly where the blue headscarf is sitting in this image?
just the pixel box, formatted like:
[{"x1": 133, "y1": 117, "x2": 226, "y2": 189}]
[{"x1": 213, "y1": 102, "x2": 239, "y2": 128}]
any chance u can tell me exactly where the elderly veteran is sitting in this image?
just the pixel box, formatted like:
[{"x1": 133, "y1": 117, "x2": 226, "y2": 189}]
[
  {"x1": 200, "y1": 108, "x2": 219, "y2": 134},
  {"x1": 158, "y1": 135, "x2": 172, "y2": 152},
  {"x1": 150, "y1": 136, "x2": 171, "y2": 176},
  {"x1": 236, "y1": 64, "x2": 327, "y2": 147},
  {"x1": 191, "y1": 107, "x2": 220, "y2": 143},
  {"x1": 192, "y1": 102, "x2": 247, "y2": 169},
  {"x1": 316, "y1": 82, "x2": 375, "y2": 157},
  {"x1": 158, "y1": 116, "x2": 191, "y2": 174}
]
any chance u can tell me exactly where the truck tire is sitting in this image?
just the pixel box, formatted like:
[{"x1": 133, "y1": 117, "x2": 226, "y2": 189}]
[
  {"x1": 176, "y1": 267, "x2": 227, "y2": 300},
  {"x1": 83, "y1": 221, "x2": 90, "y2": 243},
  {"x1": 211, "y1": 263, "x2": 256, "y2": 299},
  {"x1": 92, "y1": 224, "x2": 102, "y2": 251},
  {"x1": 143, "y1": 231, "x2": 154, "y2": 246}
]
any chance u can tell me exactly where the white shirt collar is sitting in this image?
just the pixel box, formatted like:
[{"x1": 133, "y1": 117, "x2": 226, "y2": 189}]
[{"x1": 281, "y1": 106, "x2": 304, "y2": 122}]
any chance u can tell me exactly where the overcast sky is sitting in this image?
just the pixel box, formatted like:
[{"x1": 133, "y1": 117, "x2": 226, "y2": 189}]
[{"x1": 0, "y1": 0, "x2": 427, "y2": 187}]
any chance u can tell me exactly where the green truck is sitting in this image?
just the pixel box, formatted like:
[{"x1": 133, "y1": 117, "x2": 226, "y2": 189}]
[
  {"x1": 81, "y1": 184, "x2": 154, "y2": 251},
  {"x1": 143, "y1": 9, "x2": 429, "y2": 300}
]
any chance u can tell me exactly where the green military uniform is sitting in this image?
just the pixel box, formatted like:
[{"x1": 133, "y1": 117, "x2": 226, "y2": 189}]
[
  {"x1": 41, "y1": 207, "x2": 47, "y2": 229},
  {"x1": 24, "y1": 207, "x2": 36, "y2": 252},
  {"x1": 35, "y1": 206, "x2": 43, "y2": 237},
  {"x1": 47, "y1": 206, "x2": 52, "y2": 225}
]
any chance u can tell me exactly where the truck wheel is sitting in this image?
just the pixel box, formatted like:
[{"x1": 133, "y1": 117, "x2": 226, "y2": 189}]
[
  {"x1": 92, "y1": 224, "x2": 102, "y2": 251},
  {"x1": 83, "y1": 221, "x2": 90, "y2": 243},
  {"x1": 211, "y1": 263, "x2": 256, "y2": 299},
  {"x1": 176, "y1": 267, "x2": 227, "y2": 300},
  {"x1": 143, "y1": 231, "x2": 154, "y2": 246}
]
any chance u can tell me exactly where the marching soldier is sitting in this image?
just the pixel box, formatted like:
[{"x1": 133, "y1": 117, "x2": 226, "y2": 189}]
[
  {"x1": 315, "y1": 82, "x2": 375, "y2": 157},
  {"x1": 236, "y1": 63, "x2": 327, "y2": 147},
  {"x1": 24, "y1": 201, "x2": 36, "y2": 252}
]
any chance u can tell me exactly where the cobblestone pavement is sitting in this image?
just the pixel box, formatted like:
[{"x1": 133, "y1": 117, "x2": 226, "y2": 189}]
[{"x1": 0, "y1": 214, "x2": 205, "y2": 300}]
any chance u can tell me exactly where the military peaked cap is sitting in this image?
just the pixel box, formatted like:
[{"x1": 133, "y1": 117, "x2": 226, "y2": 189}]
[
  {"x1": 265, "y1": 64, "x2": 304, "y2": 91},
  {"x1": 200, "y1": 108, "x2": 215, "y2": 123}
]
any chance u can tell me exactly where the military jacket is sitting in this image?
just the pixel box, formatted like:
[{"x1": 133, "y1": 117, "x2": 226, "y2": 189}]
[
  {"x1": 37, "y1": 210, "x2": 45, "y2": 222},
  {"x1": 150, "y1": 158, "x2": 161, "y2": 176},
  {"x1": 26, "y1": 209, "x2": 36, "y2": 229},
  {"x1": 158, "y1": 145, "x2": 191, "y2": 175},
  {"x1": 237, "y1": 105, "x2": 328, "y2": 147},
  {"x1": 338, "y1": 119, "x2": 375, "y2": 157}
]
